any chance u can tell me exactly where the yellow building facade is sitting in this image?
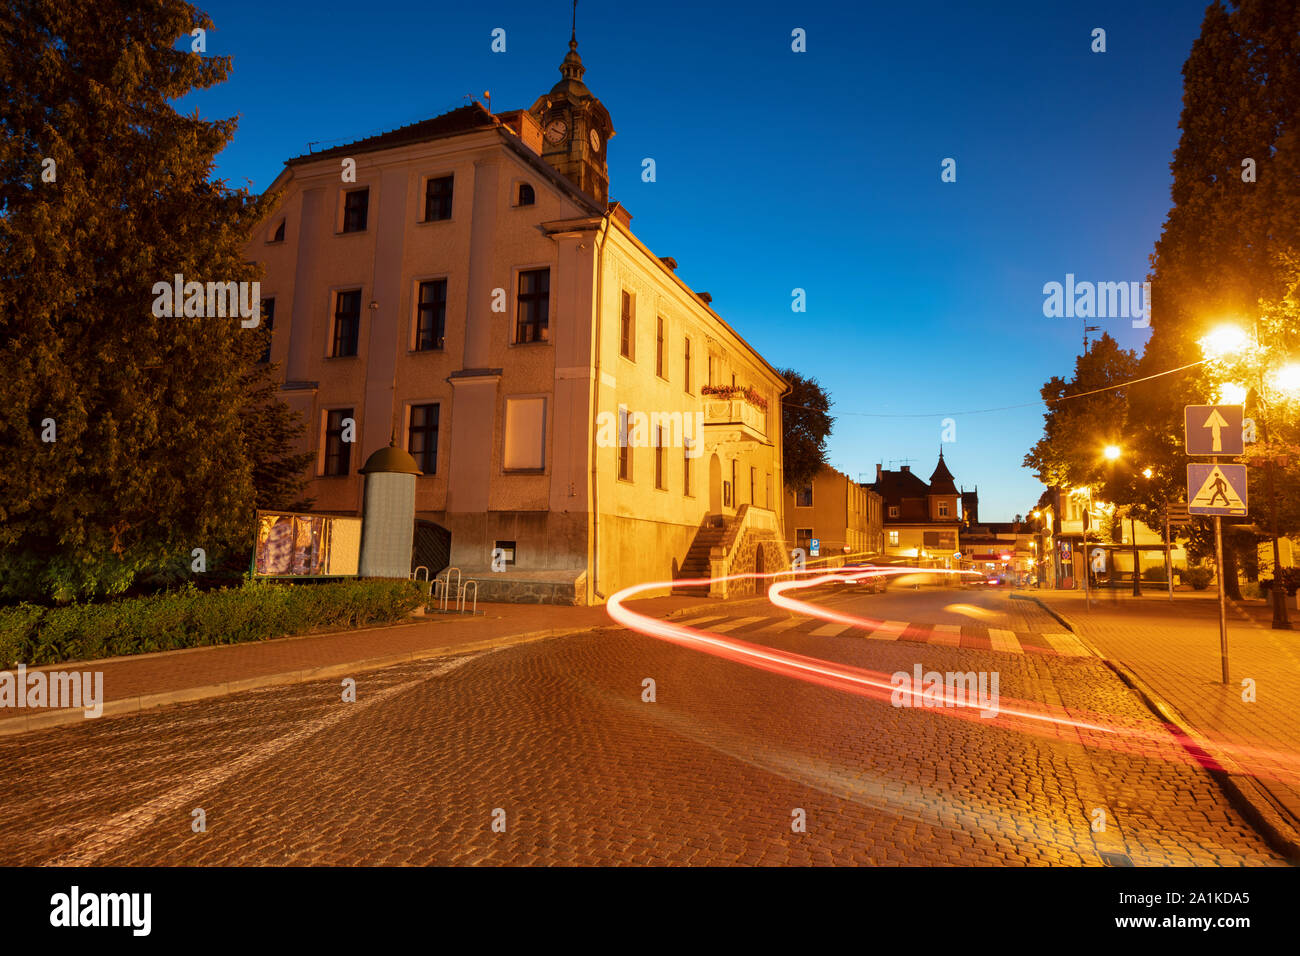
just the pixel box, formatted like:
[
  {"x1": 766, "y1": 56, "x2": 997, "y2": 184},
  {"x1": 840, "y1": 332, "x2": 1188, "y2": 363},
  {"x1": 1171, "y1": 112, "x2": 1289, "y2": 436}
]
[{"x1": 247, "y1": 36, "x2": 785, "y2": 603}]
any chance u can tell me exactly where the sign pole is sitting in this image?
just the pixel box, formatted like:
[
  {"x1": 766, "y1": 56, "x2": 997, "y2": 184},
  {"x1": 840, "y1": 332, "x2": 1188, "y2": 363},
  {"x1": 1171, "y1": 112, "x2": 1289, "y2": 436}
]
[
  {"x1": 1082, "y1": 499, "x2": 1091, "y2": 610},
  {"x1": 1164, "y1": 511, "x2": 1173, "y2": 603},
  {"x1": 1214, "y1": 515, "x2": 1229, "y2": 684}
]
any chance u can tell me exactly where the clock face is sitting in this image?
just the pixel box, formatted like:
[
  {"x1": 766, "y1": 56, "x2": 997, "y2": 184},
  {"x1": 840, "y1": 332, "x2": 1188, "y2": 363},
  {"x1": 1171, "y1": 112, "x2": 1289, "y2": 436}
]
[
  {"x1": 588, "y1": 128, "x2": 601, "y2": 152},
  {"x1": 544, "y1": 118, "x2": 568, "y2": 144}
]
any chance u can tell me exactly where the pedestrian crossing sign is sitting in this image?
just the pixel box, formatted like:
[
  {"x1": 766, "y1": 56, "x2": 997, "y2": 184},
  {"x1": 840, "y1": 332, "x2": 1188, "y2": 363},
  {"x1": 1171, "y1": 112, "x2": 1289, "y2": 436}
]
[{"x1": 1186, "y1": 464, "x2": 1248, "y2": 517}]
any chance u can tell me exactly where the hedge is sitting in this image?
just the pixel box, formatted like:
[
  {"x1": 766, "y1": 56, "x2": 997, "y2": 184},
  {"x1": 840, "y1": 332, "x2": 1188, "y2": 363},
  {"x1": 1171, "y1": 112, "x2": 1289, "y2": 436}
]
[{"x1": 0, "y1": 578, "x2": 426, "y2": 667}]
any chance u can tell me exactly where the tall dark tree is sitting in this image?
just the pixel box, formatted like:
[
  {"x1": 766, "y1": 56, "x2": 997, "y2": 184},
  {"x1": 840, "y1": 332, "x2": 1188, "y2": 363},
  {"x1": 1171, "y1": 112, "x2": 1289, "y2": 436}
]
[
  {"x1": 1132, "y1": 0, "x2": 1300, "y2": 605},
  {"x1": 777, "y1": 369, "x2": 833, "y2": 491},
  {"x1": 0, "y1": 0, "x2": 305, "y2": 601}
]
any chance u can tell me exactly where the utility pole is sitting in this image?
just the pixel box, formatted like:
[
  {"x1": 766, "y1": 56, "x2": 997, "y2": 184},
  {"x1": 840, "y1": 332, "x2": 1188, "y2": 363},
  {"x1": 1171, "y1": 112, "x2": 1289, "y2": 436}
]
[{"x1": 1130, "y1": 512, "x2": 1142, "y2": 597}]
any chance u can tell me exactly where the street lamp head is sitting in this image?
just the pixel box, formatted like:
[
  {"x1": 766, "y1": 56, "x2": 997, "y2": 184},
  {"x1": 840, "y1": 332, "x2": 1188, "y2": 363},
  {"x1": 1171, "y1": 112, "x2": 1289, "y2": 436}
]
[
  {"x1": 1199, "y1": 323, "x2": 1250, "y2": 359},
  {"x1": 1142, "y1": 467, "x2": 1153, "y2": 479},
  {"x1": 1103, "y1": 445, "x2": 1121, "y2": 461},
  {"x1": 1218, "y1": 381, "x2": 1249, "y2": 405},
  {"x1": 1270, "y1": 362, "x2": 1300, "y2": 398}
]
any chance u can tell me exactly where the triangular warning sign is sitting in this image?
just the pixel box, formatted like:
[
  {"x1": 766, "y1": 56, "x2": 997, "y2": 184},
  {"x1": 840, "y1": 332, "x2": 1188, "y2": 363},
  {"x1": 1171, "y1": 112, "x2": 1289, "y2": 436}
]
[{"x1": 1190, "y1": 466, "x2": 1245, "y2": 511}]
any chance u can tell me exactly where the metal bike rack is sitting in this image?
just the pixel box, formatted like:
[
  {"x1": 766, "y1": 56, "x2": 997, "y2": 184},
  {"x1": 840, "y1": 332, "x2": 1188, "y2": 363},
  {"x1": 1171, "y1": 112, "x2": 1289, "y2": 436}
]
[
  {"x1": 435, "y1": 567, "x2": 461, "y2": 612},
  {"x1": 458, "y1": 580, "x2": 478, "y2": 614}
]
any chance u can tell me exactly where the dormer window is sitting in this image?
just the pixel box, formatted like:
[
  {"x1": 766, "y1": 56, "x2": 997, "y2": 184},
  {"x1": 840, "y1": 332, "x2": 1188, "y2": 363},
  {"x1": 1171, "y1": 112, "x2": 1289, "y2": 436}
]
[
  {"x1": 271, "y1": 220, "x2": 285, "y2": 242},
  {"x1": 518, "y1": 183, "x2": 535, "y2": 206}
]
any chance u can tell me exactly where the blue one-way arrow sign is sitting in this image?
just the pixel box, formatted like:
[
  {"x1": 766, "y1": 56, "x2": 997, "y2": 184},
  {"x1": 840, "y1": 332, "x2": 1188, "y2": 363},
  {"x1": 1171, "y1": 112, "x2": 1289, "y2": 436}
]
[
  {"x1": 1187, "y1": 463, "x2": 1248, "y2": 516},
  {"x1": 1184, "y1": 405, "x2": 1244, "y2": 456}
]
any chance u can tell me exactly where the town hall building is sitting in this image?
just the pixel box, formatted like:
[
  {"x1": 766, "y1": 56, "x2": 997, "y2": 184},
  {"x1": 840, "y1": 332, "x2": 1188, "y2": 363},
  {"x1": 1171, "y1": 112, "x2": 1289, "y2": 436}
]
[{"x1": 246, "y1": 29, "x2": 788, "y2": 603}]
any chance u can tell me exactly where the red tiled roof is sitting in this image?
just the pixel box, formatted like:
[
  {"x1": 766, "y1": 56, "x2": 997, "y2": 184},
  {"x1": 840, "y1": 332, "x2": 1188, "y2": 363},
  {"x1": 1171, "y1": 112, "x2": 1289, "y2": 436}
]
[{"x1": 288, "y1": 104, "x2": 499, "y2": 166}]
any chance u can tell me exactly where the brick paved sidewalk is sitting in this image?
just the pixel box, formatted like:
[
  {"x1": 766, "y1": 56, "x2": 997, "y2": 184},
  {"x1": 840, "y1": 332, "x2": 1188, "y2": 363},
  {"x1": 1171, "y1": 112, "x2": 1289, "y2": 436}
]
[
  {"x1": 0, "y1": 591, "x2": 772, "y2": 735},
  {"x1": 1029, "y1": 588, "x2": 1300, "y2": 858}
]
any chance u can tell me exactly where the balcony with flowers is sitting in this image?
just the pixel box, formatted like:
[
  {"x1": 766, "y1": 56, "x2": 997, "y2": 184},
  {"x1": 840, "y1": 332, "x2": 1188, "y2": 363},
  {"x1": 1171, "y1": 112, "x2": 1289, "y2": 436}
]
[{"x1": 701, "y1": 384, "x2": 769, "y2": 442}]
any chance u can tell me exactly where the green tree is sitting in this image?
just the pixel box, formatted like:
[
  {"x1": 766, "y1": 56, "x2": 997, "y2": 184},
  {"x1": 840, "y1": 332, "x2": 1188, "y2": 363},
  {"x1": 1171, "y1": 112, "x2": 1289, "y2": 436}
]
[
  {"x1": 0, "y1": 0, "x2": 306, "y2": 601},
  {"x1": 777, "y1": 369, "x2": 833, "y2": 491},
  {"x1": 1024, "y1": 334, "x2": 1140, "y2": 493},
  {"x1": 1132, "y1": 0, "x2": 1300, "y2": 603}
]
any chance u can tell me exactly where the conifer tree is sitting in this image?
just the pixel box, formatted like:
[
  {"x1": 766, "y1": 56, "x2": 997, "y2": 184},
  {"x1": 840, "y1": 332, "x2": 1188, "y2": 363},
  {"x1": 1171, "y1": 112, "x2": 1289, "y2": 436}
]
[{"x1": 0, "y1": 0, "x2": 308, "y2": 601}]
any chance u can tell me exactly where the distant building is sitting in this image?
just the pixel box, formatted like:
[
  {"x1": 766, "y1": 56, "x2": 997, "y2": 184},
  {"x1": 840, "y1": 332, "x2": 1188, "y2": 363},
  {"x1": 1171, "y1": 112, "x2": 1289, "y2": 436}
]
[
  {"x1": 786, "y1": 465, "x2": 883, "y2": 561},
  {"x1": 246, "y1": 31, "x2": 786, "y2": 603},
  {"x1": 869, "y1": 452, "x2": 962, "y2": 567}
]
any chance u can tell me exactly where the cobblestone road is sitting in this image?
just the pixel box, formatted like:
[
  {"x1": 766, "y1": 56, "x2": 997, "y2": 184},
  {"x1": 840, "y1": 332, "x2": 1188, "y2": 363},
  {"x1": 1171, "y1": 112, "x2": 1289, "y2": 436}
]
[{"x1": 0, "y1": 589, "x2": 1283, "y2": 865}]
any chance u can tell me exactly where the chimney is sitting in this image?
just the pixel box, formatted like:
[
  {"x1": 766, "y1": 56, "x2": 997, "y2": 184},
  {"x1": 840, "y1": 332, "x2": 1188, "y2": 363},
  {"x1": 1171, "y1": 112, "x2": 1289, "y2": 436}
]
[
  {"x1": 697, "y1": 292, "x2": 712, "y2": 304},
  {"x1": 901, "y1": 464, "x2": 910, "y2": 473},
  {"x1": 875, "y1": 463, "x2": 882, "y2": 482}
]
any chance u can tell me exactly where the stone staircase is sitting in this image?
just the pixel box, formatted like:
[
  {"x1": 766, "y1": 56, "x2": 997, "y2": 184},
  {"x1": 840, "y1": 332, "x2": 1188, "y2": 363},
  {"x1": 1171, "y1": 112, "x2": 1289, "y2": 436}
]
[{"x1": 672, "y1": 517, "x2": 727, "y2": 594}]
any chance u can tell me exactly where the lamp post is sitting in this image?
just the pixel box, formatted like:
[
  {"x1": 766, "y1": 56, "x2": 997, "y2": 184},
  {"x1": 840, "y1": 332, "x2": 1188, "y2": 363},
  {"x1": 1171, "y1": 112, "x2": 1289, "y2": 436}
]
[{"x1": 1201, "y1": 323, "x2": 1294, "y2": 630}]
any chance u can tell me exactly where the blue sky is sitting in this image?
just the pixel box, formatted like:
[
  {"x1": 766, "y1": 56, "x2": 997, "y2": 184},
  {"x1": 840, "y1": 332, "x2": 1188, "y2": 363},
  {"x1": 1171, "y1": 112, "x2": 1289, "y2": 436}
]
[{"x1": 185, "y1": 0, "x2": 1208, "y2": 520}]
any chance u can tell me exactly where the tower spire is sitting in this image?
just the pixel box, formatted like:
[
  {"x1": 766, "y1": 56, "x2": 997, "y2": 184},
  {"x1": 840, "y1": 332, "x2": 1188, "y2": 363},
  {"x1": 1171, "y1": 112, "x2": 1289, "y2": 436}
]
[{"x1": 571, "y1": 0, "x2": 578, "y2": 44}]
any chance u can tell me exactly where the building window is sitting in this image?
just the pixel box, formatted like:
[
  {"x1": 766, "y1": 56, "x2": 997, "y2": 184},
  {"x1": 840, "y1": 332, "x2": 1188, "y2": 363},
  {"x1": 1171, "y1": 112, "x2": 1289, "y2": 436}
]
[
  {"x1": 517, "y1": 183, "x2": 535, "y2": 206},
  {"x1": 796, "y1": 528, "x2": 813, "y2": 552},
  {"x1": 888, "y1": 505, "x2": 899, "y2": 518},
  {"x1": 731, "y1": 460, "x2": 738, "y2": 505},
  {"x1": 707, "y1": 354, "x2": 715, "y2": 386},
  {"x1": 424, "y1": 175, "x2": 453, "y2": 221},
  {"x1": 684, "y1": 337, "x2": 692, "y2": 393},
  {"x1": 655, "y1": 316, "x2": 665, "y2": 379},
  {"x1": 617, "y1": 406, "x2": 631, "y2": 481},
  {"x1": 515, "y1": 268, "x2": 549, "y2": 344},
  {"x1": 323, "y1": 409, "x2": 352, "y2": 476},
  {"x1": 888, "y1": 530, "x2": 899, "y2": 546},
  {"x1": 503, "y1": 397, "x2": 546, "y2": 471},
  {"x1": 493, "y1": 540, "x2": 517, "y2": 566},
  {"x1": 271, "y1": 220, "x2": 285, "y2": 242},
  {"x1": 939, "y1": 501, "x2": 949, "y2": 517},
  {"x1": 259, "y1": 297, "x2": 275, "y2": 363},
  {"x1": 796, "y1": 483, "x2": 813, "y2": 508},
  {"x1": 332, "y1": 289, "x2": 361, "y2": 357},
  {"x1": 620, "y1": 290, "x2": 634, "y2": 359},
  {"x1": 342, "y1": 188, "x2": 368, "y2": 232},
  {"x1": 654, "y1": 426, "x2": 666, "y2": 489},
  {"x1": 684, "y1": 445, "x2": 693, "y2": 497},
  {"x1": 750, "y1": 466, "x2": 756, "y2": 505},
  {"x1": 407, "y1": 403, "x2": 439, "y2": 474},
  {"x1": 415, "y1": 279, "x2": 447, "y2": 351}
]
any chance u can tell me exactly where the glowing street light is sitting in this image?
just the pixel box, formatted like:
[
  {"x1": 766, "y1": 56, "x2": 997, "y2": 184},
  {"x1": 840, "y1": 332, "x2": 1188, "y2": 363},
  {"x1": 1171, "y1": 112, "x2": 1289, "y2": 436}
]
[
  {"x1": 1217, "y1": 381, "x2": 1249, "y2": 405},
  {"x1": 1142, "y1": 467, "x2": 1153, "y2": 479},
  {"x1": 1269, "y1": 362, "x2": 1300, "y2": 397},
  {"x1": 1103, "y1": 444, "x2": 1122, "y2": 461},
  {"x1": 1199, "y1": 324, "x2": 1251, "y2": 359}
]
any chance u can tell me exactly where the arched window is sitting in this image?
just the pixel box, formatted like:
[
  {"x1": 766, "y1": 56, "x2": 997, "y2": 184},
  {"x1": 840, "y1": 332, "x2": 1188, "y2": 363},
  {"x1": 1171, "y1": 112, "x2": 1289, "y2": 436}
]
[{"x1": 518, "y1": 183, "x2": 535, "y2": 206}]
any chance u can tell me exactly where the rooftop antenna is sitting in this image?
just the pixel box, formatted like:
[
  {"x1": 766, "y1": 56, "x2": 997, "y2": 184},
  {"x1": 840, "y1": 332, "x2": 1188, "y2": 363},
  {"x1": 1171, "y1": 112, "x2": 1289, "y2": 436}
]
[{"x1": 1083, "y1": 319, "x2": 1100, "y2": 352}]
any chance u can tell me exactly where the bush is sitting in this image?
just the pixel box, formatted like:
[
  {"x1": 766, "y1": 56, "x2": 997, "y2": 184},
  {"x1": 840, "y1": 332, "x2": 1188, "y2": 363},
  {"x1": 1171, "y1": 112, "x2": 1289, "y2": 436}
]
[
  {"x1": 1259, "y1": 567, "x2": 1300, "y2": 596},
  {"x1": 1142, "y1": 566, "x2": 1168, "y2": 584},
  {"x1": 1183, "y1": 565, "x2": 1214, "y2": 591},
  {"x1": 0, "y1": 578, "x2": 426, "y2": 667}
]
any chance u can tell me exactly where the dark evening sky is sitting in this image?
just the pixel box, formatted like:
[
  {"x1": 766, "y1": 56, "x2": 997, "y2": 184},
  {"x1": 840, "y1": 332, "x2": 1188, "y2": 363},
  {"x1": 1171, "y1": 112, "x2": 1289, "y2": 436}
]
[{"x1": 184, "y1": 0, "x2": 1209, "y2": 519}]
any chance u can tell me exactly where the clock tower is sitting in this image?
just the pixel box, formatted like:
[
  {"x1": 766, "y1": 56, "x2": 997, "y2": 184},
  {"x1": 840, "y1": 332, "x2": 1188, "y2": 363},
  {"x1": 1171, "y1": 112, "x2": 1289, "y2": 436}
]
[{"x1": 528, "y1": 23, "x2": 614, "y2": 204}]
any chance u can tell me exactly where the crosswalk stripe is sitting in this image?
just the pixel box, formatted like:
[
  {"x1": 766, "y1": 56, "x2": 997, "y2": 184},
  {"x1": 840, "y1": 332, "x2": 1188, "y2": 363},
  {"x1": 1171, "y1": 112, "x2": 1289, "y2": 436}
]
[
  {"x1": 866, "y1": 620, "x2": 909, "y2": 640},
  {"x1": 1042, "y1": 632, "x2": 1090, "y2": 657},
  {"x1": 709, "y1": 616, "x2": 767, "y2": 633},
  {"x1": 672, "y1": 615, "x2": 729, "y2": 627},
  {"x1": 809, "y1": 622, "x2": 851, "y2": 637},
  {"x1": 928, "y1": 624, "x2": 964, "y2": 647},
  {"x1": 766, "y1": 616, "x2": 808, "y2": 632},
  {"x1": 987, "y1": 628, "x2": 1023, "y2": 654}
]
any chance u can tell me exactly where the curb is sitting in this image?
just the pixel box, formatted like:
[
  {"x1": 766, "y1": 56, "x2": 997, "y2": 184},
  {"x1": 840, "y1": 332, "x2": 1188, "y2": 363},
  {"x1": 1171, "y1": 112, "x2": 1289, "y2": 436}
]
[
  {"x1": 0, "y1": 593, "x2": 775, "y2": 738},
  {"x1": 0, "y1": 624, "x2": 588, "y2": 738},
  {"x1": 1017, "y1": 593, "x2": 1300, "y2": 864}
]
